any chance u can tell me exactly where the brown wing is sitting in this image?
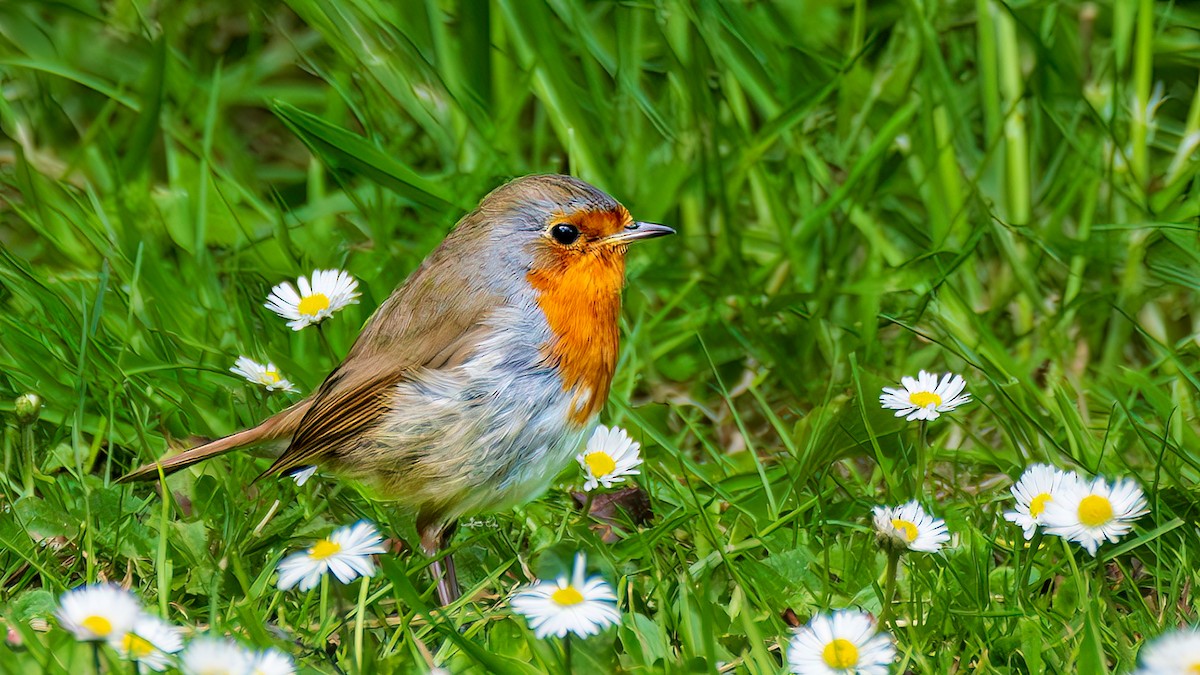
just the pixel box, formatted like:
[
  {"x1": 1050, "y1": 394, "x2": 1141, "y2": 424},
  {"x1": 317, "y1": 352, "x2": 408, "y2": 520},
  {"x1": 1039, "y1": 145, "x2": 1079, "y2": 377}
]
[
  {"x1": 260, "y1": 221, "x2": 502, "y2": 479},
  {"x1": 258, "y1": 365, "x2": 398, "y2": 478}
]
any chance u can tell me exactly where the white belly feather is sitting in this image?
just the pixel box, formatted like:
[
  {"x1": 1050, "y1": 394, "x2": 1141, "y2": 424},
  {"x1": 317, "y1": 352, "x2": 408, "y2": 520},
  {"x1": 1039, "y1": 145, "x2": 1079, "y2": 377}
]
[{"x1": 345, "y1": 301, "x2": 596, "y2": 521}]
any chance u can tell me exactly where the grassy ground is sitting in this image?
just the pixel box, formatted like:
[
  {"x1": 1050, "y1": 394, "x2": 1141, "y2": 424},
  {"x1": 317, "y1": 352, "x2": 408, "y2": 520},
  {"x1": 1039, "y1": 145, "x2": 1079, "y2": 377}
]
[{"x1": 3, "y1": 0, "x2": 1200, "y2": 672}]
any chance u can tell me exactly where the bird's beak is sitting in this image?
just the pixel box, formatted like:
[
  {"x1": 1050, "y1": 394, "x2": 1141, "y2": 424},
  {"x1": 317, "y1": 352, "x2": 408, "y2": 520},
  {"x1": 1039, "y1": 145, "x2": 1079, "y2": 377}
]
[{"x1": 606, "y1": 221, "x2": 676, "y2": 244}]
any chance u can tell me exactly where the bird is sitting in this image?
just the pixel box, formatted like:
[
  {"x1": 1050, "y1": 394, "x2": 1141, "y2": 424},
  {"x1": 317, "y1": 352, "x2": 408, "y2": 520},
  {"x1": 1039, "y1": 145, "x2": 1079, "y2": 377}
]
[{"x1": 120, "y1": 174, "x2": 674, "y2": 606}]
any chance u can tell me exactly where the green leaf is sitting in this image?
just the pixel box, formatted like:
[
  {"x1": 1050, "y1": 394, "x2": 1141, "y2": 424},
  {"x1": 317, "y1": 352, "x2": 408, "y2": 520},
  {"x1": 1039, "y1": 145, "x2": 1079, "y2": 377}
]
[
  {"x1": 1019, "y1": 616, "x2": 1045, "y2": 675},
  {"x1": 1077, "y1": 597, "x2": 1110, "y2": 674},
  {"x1": 14, "y1": 497, "x2": 78, "y2": 541},
  {"x1": 271, "y1": 101, "x2": 466, "y2": 211},
  {"x1": 8, "y1": 588, "x2": 56, "y2": 622}
]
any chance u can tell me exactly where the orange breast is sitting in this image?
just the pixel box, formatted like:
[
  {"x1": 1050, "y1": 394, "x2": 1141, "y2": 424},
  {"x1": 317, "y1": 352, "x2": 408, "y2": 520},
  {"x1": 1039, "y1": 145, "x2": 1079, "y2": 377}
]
[{"x1": 527, "y1": 250, "x2": 625, "y2": 425}]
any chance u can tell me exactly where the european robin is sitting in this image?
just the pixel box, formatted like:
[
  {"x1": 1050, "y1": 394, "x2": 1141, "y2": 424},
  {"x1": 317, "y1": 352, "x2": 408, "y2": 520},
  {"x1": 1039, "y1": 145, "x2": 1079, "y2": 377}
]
[{"x1": 121, "y1": 174, "x2": 674, "y2": 605}]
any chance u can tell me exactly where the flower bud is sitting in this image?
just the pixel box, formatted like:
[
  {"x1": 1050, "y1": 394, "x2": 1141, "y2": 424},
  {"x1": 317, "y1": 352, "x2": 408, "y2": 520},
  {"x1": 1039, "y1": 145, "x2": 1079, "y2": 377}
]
[{"x1": 14, "y1": 393, "x2": 42, "y2": 425}]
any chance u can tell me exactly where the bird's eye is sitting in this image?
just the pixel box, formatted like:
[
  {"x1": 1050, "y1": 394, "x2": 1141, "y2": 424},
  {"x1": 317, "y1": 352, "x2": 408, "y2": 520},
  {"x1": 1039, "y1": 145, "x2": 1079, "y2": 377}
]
[{"x1": 550, "y1": 223, "x2": 580, "y2": 245}]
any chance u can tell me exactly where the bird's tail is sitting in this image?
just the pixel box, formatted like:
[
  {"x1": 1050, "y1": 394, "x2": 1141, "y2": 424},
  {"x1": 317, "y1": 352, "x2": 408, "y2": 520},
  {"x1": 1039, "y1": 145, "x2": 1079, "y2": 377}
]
[{"x1": 118, "y1": 400, "x2": 310, "y2": 482}]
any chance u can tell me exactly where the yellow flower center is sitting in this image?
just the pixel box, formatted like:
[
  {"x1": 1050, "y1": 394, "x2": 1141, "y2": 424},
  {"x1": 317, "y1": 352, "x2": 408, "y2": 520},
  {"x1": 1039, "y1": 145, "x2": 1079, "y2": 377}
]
[
  {"x1": 1188, "y1": 662, "x2": 1200, "y2": 675},
  {"x1": 122, "y1": 633, "x2": 156, "y2": 658},
  {"x1": 1078, "y1": 495, "x2": 1113, "y2": 527},
  {"x1": 585, "y1": 451, "x2": 617, "y2": 478},
  {"x1": 297, "y1": 293, "x2": 330, "y2": 317},
  {"x1": 891, "y1": 519, "x2": 919, "y2": 543},
  {"x1": 551, "y1": 586, "x2": 584, "y2": 606},
  {"x1": 309, "y1": 539, "x2": 342, "y2": 560},
  {"x1": 1029, "y1": 493, "x2": 1052, "y2": 518},
  {"x1": 822, "y1": 638, "x2": 860, "y2": 668},
  {"x1": 81, "y1": 615, "x2": 113, "y2": 637},
  {"x1": 908, "y1": 391, "x2": 942, "y2": 408},
  {"x1": 264, "y1": 370, "x2": 281, "y2": 384}
]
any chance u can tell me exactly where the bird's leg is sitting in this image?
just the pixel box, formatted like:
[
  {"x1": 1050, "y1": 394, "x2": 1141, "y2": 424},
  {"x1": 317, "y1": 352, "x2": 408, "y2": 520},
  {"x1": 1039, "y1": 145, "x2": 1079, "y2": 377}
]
[
  {"x1": 439, "y1": 522, "x2": 459, "y2": 603},
  {"x1": 418, "y1": 515, "x2": 460, "y2": 606}
]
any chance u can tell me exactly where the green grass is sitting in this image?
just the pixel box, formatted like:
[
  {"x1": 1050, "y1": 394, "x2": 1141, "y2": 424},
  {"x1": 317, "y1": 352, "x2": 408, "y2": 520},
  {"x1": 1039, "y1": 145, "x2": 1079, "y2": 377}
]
[{"x1": 3, "y1": 0, "x2": 1200, "y2": 672}]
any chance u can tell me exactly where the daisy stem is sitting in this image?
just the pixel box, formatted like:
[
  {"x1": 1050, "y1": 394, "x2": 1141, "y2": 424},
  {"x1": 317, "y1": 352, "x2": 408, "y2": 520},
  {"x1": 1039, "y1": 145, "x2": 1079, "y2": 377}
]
[
  {"x1": 879, "y1": 548, "x2": 901, "y2": 628},
  {"x1": 315, "y1": 323, "x2": 337, "y2": 361},
  {"x1": 1018, "y1": 529, "x2": 1045, "y2": 601},
  {"x1": 914, "y1": 420, "x2": 928, "y2": 496},
  {"x1": 581, "y1": 491, "x2": 596, "y2": 518},
  {"x1": 91, "y1": 642, "x2": 102, "y2": 675},
  {"x1": 19, "y1": 417, "x2": 36, "y2": 496},
  {"x1": 354, "y1": 578, "x2": 369, "y2": 672},
  {"x1": 319, "y1": 574, "x2": 330, "y2": 635},
  {"x1": 564, "y1": 634, "x2": 573, "y2": 674}
]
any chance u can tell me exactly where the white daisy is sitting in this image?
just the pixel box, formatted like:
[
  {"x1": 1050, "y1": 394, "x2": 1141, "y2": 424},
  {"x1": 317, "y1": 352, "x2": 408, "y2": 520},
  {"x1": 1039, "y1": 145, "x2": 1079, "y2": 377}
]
[
  {"x1": 109, "y1": 614, "x2": 183, "y2": 671},
  {"x1": 276, "y1": 521, "x2": 387, "y2": 591},
  {"x1": 1003, "y1": 464, "x2": 1079, "y2": 540},
  {"x1": 230, "y1": 357, "x2": 298, "y2": 393},
  {"x1": 264, "y1": 269, "x2": 360, "y2": 330},
  {"x1": 249, "y1": 648, "x2": 295, "y2": 675},
  {"x1": 787, "y1": 610, "x2": 896, "y2": 675},
  {"x1": 1041, "y1": 475, "x2": 1148, "y2": 556},
  {"x1": 179, "y1": 637, "x2": 254, "y2": 675},
  {"x1": 577, "y1": 425, "x2": 642, "y2": 491},
  {"x1": 872, "y1": 501, "x2": 950, "y2": 553},
  {"x1": 1134, "y1": 627, "x2": 1200, "y2": 675},
  {"x1": 56, "y1": 584, "x2": 142, "y2": 642},
  {"x1": 510, "y1": 553, "x2": 621, "y2": 639},
  {"x1": 879, "y1": 370, "x2": 970, "y2": 421}
]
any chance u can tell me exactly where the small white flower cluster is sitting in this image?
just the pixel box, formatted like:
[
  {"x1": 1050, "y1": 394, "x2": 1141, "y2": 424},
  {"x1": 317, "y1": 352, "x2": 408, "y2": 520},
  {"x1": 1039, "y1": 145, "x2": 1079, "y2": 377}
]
[
  {"x1": 55, "y1": 523, "x2": 384, "y2": 671},
  {"x1": 507, "y1": 427, "x2": 641, "y2": 640},
  {"x1": 1004, "y1": 464, "x2": 1148, "y2": 556},
  {"x1": 515, "y1": 419, "x2": 640, "y2": 643},
  {"x1": 871, "y1": 370, "x2": 962, "y2": 555},
  {"x1": 877, "y1": 371, "x2": 1153, "y2": 558},
  {"x1": 228, "y1": 269, "x2": 362, "y2": 397},
  {"x1": 503, "y1": 547, "x2": 877, "y2": 675},
  {"x1": 55, "y1": 584, "x2": 293, "y2": 674}
]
